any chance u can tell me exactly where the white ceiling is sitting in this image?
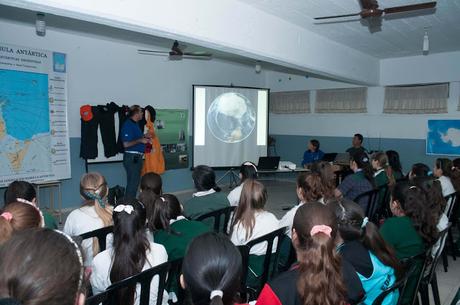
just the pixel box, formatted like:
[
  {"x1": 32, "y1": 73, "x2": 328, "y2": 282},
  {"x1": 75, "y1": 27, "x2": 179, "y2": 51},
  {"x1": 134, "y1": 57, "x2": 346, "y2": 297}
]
[{"x1": 238, "y1": 0, "x2": 460, "y2": 58}]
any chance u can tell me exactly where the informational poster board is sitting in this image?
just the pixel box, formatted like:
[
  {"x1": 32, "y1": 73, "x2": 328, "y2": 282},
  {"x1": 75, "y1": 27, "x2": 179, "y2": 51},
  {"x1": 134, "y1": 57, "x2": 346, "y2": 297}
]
[
  {"x1": 427, "y1": 120, "x2": 460, "y2": 156},
  {"x1": 0, "y1": 43, "x2": 71, "y2": 186},
  {"x1": 156, "y1": 109, "x2": 189, "y2": 169}
]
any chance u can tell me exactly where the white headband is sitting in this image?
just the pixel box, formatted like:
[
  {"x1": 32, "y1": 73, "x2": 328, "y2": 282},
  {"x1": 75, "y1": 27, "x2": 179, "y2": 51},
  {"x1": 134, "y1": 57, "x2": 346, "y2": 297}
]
[{"x1": 114, "y1": 204, "x2": 134, "y2": 214}]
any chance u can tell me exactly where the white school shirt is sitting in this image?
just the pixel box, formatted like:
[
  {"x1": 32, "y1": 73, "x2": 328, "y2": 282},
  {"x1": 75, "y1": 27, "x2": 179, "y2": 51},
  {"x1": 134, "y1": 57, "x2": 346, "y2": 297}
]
[
  {"x1": 64, "y1": 205, "x2": 110, "y2": 266},
  {"x1": 278, "y1": 198, "x2": 324, "y2": 239},
  {"x1": 91, "y1": 241, "x2": 169, "y2": 305},
  {"x1": 227, "y1": 183, "x2": 244, "y2": 206},
  {"x1": 230, "y1": 210, "x2": 279, "y2": 255},
  {"x1": 437, "y1": 176, "x2": 455, "y2": 197}
]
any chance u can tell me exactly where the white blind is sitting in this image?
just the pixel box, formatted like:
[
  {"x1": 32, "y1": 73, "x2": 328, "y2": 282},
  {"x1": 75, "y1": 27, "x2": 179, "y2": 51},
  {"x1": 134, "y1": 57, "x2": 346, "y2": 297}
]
[
  {"x1": 384, "y1": 83, "x2": 448, "y2": 114},
  {"x1": 315, "y1": 87, "x2": 367, "y2": 113},
  {"x1": 269, "y1": 90, "x2": 310, "y2": 114}
]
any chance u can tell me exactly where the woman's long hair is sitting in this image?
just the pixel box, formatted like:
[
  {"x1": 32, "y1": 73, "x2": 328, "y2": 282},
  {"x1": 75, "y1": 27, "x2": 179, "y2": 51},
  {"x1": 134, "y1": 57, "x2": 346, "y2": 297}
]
[
  {"x1": 110, "y1": 198, "x2": 150, "y2": 305},
  {"x1": 309, "y1": 162, "x2": 335, "y2": 201},
  {"x1": 372, "y1": 152, "x2": 395, "y2": 186},
  {"x1": 80, "y1": 172, "x2": 113, "y2": 256},
  {"x1": 436, "y1": 158, "x2": 460, "y2": 192},
  {"x1": 352, "y1": 152, "x2": 375, "y2": 187},
  {"x1": 392, "y1": 182, "x2": 439, "y2": 246},
  {"x1": 182, "y1": 232, "x2": 242, "y2": 305},
  {"x1": 329, "y1": 198, "x2": 403, "y2": 279},
  {"x1": 229, "y1": 179, "x2": 266, "y2": 240},
  {"x1": 412, "y1": 177, "x2": 446, "y2": 216},
  {"x1": 293, "y1": 202, "x2": 347, "y2": 305},
  {"x1": 80, "y1": 172, "x2": 112, "y2": 226},
  {"x1": 386, "y1": 150, "x2": 403, "y2": 177},
  {"x1": 148, "y1": 194, "x2": 182, "y2": 234}
]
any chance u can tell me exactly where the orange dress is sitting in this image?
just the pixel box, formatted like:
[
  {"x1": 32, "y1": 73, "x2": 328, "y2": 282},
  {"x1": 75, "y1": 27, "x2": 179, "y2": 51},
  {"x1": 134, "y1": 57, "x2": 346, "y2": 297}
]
[{"x1": 141, "y1": 117, "x2": 165, "y2": 175}]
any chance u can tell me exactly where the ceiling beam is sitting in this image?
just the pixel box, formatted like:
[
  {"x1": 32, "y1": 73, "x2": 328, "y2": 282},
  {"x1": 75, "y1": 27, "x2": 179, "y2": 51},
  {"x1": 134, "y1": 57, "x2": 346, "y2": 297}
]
[{"x1": 1, "y1": 0, "x2": 380, "y2": 85}]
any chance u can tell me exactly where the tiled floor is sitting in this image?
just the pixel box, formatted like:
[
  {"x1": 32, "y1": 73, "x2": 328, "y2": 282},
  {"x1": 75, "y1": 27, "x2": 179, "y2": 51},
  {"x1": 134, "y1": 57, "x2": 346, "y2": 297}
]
[{"x1": 61, "y1": 178, "x2": 460, "y2": 305}]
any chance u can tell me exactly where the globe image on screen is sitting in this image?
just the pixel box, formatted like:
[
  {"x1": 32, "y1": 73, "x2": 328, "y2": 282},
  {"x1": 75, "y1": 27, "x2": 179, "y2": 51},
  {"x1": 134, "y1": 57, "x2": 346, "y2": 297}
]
[{"x1": 207, "y1": 92, "x2": 256, "y2": 143}]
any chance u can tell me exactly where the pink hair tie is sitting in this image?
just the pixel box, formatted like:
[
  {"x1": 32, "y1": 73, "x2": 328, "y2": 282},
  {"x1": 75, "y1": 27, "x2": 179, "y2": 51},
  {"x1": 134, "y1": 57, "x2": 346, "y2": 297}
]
[
  {"x1": 310, "y1": 225, "x2": 332, "y2": 238},
  {"x1": 1, "y1": 212, "x2": 13, "y2": 222}
]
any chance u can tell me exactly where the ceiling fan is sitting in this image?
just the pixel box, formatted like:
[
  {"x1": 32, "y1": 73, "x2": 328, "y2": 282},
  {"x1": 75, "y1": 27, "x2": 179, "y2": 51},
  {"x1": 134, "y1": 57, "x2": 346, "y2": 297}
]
[
  {"x1": 138, "y1": 40, "x2": 212, "y2": 60},
  {"x1": 314, "y1": 0, "x2": 436, "y2": 20}
]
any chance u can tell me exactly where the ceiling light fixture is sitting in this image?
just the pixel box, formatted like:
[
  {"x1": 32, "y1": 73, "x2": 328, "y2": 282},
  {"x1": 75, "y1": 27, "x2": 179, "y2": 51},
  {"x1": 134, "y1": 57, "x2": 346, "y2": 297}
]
[
  {"x1": 36, "y1": 13, "x2": 46, "y2": 36},
  {"x1": 422, "y1": 27, "x2": 429, "y2": 55},
  {"x1": 255, "y1": 62, "x2": 262, "y2": 74}
]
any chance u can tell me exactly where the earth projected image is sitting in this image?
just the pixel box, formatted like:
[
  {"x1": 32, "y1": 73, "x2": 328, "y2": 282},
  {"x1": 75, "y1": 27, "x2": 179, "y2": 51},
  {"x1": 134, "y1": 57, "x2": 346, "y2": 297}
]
[{"x1": 207, "y1": 92, "x2": 256, "y2": 143}]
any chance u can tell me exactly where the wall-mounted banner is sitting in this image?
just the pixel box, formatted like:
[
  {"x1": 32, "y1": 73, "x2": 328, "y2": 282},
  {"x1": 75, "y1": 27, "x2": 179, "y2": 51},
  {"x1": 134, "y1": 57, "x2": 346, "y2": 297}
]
[
  {"x1": 427, "y1": 120, "x2": 460, "y2": 156},
  {"x1": 156, "y1": 109, "x2": 189, "y2": 169},
  {"x1": 0, "y1": 43, "x2": 71, "y2": 186}
]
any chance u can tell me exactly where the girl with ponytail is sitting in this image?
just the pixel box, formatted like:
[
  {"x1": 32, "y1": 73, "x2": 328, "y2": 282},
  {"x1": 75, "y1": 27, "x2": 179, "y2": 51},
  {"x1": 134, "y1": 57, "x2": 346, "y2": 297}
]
[
  {"x1": 227, "y1": 161, "x2": 258, "y2": 207},
  {"x1": 433, "y1": 158, "x2": 457, "y2": 197},
  {"x1": 371, "y1": 152, "x2": 395, "y2": 188},
  {"x1": 257, "y1": 202, "x2": 364, "y2": 305},
  {"x1": 329, "y1": 198, "x2": 401, "y2": 305},
  {"x1": 184, "y1": 165, "x2": 230, "y2": 219},
  {"x1": 380, "y1": 181, "x2": 438, "y2": 259},
  {"x1": 91, "y1": 198, "x2": 168, "y2": 305},
  {"x1": 181, "y1": 232, "x2": 242, "y2": 305},
  {"x1": 0, "y1": 202, "x2": 41, "y2": 244},
  {"x1": 64, "y1": 172, "x2": 113, "y2": 266}
]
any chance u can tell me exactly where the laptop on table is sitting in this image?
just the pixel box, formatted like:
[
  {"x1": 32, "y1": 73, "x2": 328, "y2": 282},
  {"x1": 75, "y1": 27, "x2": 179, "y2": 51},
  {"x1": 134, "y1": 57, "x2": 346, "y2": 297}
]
[{"x1": 257, "y1": 156, "x2": 281, "y2": 171}]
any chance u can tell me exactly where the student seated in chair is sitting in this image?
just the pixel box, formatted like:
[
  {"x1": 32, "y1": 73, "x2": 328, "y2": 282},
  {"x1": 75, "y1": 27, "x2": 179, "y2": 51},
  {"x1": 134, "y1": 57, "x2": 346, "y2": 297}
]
[
  {"x1": 330, "y1": 198, "x2": 402, "y2": 305},
  {"x1": 180, "y1": 232, "x2": 244, "y2": 305},
  {"x1": 91, "y1": 198, "x2": 168, "y2": 305},
  {"x1": 184, "y1": 165, "x2": 230, "y2": 220},
  {"x1": 64, "y1": 172, "x2": 113, "y2": 267},
  {"x1": 0, "y1": 229, "x2": 87, "y2": 305},
  {"x1": 228, "y1": 180, "x2": 279, "y2": 287},
  {"x1": 227, "y1": 161, "x2": 258, "y2": 207},
  {"x1": 256, "y1": 202, "x2": 364, "y2": 305}
]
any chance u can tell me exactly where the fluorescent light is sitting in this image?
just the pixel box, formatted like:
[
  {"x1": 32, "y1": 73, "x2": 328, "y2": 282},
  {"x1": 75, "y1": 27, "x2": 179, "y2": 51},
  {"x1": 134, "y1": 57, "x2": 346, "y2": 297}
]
[{"x1": 257, "y1": 90, "x2": 267, "y2": 146}]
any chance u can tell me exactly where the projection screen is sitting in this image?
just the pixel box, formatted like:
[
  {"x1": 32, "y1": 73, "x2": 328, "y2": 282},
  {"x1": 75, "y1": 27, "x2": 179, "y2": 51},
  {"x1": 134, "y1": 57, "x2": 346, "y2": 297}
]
[{"x1": 192, "y1": 85, "x2": 269, "y2": 168}]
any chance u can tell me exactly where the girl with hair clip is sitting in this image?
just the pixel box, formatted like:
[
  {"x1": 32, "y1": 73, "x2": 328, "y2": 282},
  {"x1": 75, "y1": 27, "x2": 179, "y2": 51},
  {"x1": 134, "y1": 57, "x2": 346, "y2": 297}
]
[
  {"x1": 380, "y1": 182, "x2": 439, "y2": 259},
  {"x1": 279, "y1": 172, "x2": 324, "y2": 238},
  {"x1": 184, "y1": 165, "x2": 230, "y2": 219},
  {"x1": 4, "y1": 180, "x2": 57, "y2": 229},
  {"x1": 0, "y1": 229, "x2": 86, "y2": 305},
  {"x1": 227, "y1": 161, "x2": 258, "y2": 206},
  {"x1": 257, "y1": 202, "x2": 364, "y2": 305},
  {"x1": 91, "y1": 198, "x2": 168, "y2": 305},
  {"x1": 385, "y1": 150, "x2": 403, "y2": 180},
  {"x1": 310, "y1": 161, "x2": 336, "y2": 202},
  {"x1": 64, "y1": 172, "x2": 113, "y2": 266},
  {"x1": 335, "y1": 151, "x2": 374, "y2": 212},
  {"x1": 451, "y1": 158, "x2": 460, "y2": 191},
  {"x1": 229, "y1": 179, "x2": 279, "y2": 287},
  {"x1": 0, "y1": 201, "x2": 42, "y2": 244},
  {"x1": 140, "y1": 172, "x2": 163, "y2": 195},
  {"x1": 180, "y1": 232, "x2": 243, "y2": 305},
  {"x1": 329, "y1": 198, "x2": 401, "y2": 305}
]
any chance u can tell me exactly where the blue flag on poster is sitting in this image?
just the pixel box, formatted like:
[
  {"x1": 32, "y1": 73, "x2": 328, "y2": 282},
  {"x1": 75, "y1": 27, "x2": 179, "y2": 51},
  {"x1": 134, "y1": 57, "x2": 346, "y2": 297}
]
[{"x1": 427, "y1": 120, "x2": 460, "y2": 156}]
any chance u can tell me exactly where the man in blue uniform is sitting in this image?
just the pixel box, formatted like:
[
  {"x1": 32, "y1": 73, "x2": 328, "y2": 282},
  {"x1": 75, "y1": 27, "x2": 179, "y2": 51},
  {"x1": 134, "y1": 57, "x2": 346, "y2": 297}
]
[{"x1": 121, "y1": 105, "x2": 150, "y2": 198}]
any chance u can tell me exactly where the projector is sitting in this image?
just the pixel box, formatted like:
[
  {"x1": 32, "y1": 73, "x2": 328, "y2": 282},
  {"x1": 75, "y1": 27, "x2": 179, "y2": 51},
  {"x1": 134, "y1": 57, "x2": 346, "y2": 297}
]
[{"x1": 279, "y1": 161, "x2": 296, "y2": 170}]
